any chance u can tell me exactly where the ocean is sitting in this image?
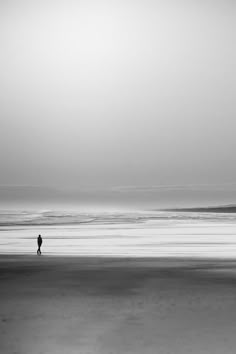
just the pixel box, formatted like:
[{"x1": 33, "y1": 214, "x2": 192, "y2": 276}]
[{"x1": 1, "y1": 207, "x2": 236, "y2": 257}]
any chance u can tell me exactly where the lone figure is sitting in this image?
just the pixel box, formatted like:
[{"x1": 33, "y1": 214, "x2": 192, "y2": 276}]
[{"x1": 37, "y1": 234, "x2": 43, "y2": 255}]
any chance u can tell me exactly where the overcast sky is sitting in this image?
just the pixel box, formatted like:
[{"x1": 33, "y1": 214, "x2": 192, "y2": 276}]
[{"x1": 0, "y1": 0, "x2": 235, "y2": 191}]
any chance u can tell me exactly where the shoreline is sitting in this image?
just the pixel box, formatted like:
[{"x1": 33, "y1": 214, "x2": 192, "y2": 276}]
[{"x1": 1, "y1": 253, "x2": 236, "y2": 265}]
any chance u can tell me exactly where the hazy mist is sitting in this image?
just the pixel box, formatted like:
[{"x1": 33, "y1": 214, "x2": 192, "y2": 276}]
[{"x1": 0, "y1": 0, "x2": 235, "y2": 206}]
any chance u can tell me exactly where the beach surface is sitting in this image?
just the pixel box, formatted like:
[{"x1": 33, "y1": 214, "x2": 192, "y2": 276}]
[{"x1": 1, "y1": 255, "x2": 236, "y2": 354}]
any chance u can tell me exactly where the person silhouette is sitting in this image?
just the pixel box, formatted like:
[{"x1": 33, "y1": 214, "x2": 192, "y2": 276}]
[{"x1": 37, "y1": 234, "x2": 43, "y2": 255}]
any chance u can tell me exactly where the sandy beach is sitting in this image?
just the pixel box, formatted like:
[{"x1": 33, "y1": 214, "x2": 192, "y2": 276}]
[{"x1": 1, "y1": 256, "x2": 236, "y2": 354}]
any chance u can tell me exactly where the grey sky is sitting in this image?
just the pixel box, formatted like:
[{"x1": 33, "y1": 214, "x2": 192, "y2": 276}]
[{"x1": 0, "y1": 0, "x2": 235, "y2": 190}]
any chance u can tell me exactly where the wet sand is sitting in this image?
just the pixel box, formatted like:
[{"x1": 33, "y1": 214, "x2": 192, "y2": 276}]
[{"x1": 1, "y1": 256, "x2": 236, "y2": 354}]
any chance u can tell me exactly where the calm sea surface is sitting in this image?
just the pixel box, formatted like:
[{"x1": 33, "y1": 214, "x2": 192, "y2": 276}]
[{"x1": 1, "y1": 209, "x2": 236, "y2": 257}]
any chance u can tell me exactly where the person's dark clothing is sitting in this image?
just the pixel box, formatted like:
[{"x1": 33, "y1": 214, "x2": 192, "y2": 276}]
[{"x1": 37, "y1": 235, "x2": 43, "y2": 255}]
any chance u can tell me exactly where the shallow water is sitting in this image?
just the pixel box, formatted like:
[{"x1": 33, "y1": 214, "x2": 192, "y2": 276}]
[{"x1": 1, "y1": 209, "x2": 236, "y2": 257}]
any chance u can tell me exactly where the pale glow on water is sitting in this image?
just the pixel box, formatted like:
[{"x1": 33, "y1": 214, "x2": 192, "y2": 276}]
[{"x1": 1, "y1": 209, "x2": 236, "y2": 257}]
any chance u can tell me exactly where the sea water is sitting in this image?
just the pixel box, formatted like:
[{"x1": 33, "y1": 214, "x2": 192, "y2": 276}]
[{"x1": 0, "y1": 208, "x2": 236, "y2": 257}]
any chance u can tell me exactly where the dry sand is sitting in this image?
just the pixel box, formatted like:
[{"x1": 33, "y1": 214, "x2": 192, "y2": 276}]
[{"x1": 1, "y1": 255, "x2": 236, "y2": 354}]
